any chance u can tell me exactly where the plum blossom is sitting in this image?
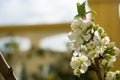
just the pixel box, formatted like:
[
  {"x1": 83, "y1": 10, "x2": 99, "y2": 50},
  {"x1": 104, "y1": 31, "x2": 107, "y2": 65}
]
[
  {"x1": 70, "y1": 54, "x2": 91, "y2": 76},
  {"x1": 105, "y1": 71, "x2": 116, "y2": 80},
  {"x1": 68, "y1": 17, "x2": 120, "y2": 77}
]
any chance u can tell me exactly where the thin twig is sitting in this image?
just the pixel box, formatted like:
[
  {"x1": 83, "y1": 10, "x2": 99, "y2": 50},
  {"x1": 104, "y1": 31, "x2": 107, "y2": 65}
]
[
  {"x1": 0, "y1": 52, "x2": 16, "y2": 80},
  {"x1": 95, "y1": 58, "x2": 102, "y2": 80}
]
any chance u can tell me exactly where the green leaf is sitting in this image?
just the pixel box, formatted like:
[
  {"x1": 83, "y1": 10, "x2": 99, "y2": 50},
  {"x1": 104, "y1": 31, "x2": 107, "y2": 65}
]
[
  {"x1": 80, "y1": 2, "x2": 86, "y2": 15},
  {"x1": 76, "y1": 2, "x2": 86, "y2": 18},
  {"x1": 75, "y1": 2, "x2": 97, "y2": 19},
  {"x1": 77, "y1": 2, "x2": 81, "y2": 15}
]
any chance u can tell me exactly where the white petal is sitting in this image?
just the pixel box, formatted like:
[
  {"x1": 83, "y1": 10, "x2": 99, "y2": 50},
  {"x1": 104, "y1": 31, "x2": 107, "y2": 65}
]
[
  {"x1": 70, "y1": 59, "x2": 80, "y2": 69},
  {"x1": 93, "y1": 31, "x2": 101, "y2": 41},
  {"x1": 114, "y1": 47, "x2": 120, "y2": 56},
  {"x1": 82, "y1": 34, "x2": 91, "y2": 42},
  {"x1": 84, "y1": 59, "x2": 91, "y2": 66},
  {"x1": 68, "y1": 32, "x2": 76, "y2": 40},
  {"x1": 80, "y1": 64, "x2": 88, "y2": 73},
  {"x1": 75, "y1": 37, "x2": 84, "y2": 46},
  {"x1": 101, "y1": 36, "x2": 110, "y2": 44},
  {"x1": 101, "y1": 59, "x2": 107, "y2": 66},
  {"x1": 87, "y1": 41, "x2": 96, "y2": 49},
  {"x1": 80, "y1": 55, "x2": 88, "y2": 61},
  {"x1": 110, "y1": 56, "x2": 116, "y2": 62},
  {"x1": 80, "y1": 45, "x2": 87, "y2": 52},
  {"x1": 73, "y1": 51, "x2": 79, "y2": 57},
  {"x1": 87, "y1": 50, "x2": 99, "y2": 59},
  {"x1": 71, "y1": 19, "x2": 82, "y2": 32}
]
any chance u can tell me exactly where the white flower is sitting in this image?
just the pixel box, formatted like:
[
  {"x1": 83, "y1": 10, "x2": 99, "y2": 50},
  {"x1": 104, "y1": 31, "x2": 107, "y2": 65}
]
[
  {"x1": 107, "y1": 56, "x2": 116, "y2": 67},
  {"x1": 93, "y1": 31, "x2": 101, "y2": 41},
  {"x1": 68, "y1": 31, "x2": 83, "y2": 51},
  {"x1": 79, "y1": 55, "x2": 91, "y2": 73},
  {"x1": 101, "y1": 59, "x2": 108, "y2": 66},
  {"x1": 87, "y1": 41, "x2": 96, "y2": 49},
  {"x1": 81, "y1": 21, "x2": 91, "y2": 32},
  {"x1": 68, "y1": 31, "x2": 82, "y2": 41},
  {"x1": 110, "y1": 56, "x2": 116, "y2": 62},
  {"x1": 101, "y1": 59, "x2": 113, "y2": 67},
  {"x1": 68, "y1": 40, "x2": 76, "y2": 50},
  {"x1": 101, "y1": 56, "x2": 116, "y2": 67},
  {"x1": 68, "y1": 16, "x2": 120, "y2": 77},
  {"x1": 75, "y1": 37, "x2": 84, "y2": 47},
  {"x1": 101, "y1": 36, "x2": 110, "y2": 44},
  {"x1": 82, "y1": 34, "x2": 91, "y2": 42},
  {"x1": 73, "y1": 51, "x2": 79, "y2": 57},
  {"x1": 87, "y1": 50, "x2": 99, "y2": 59},
  {"x1": 70, "y1": 57, "x2": 81, "y2": 69},
  {"x1": 73, "y1": 18, "x2": 92, "y2": 32},
  {"x1": 70, "y1": 55, "x2": 91, "y2": 75},
  {"x1": 105, "y1": 71, "x2": 116, "y2": 80},
  {"x1": 96, "y1": 46, "x2": 105, "y2": 56},
  {"x1": 114, "y1": 47, "x2": 120, "y2": 56},
  {"x1": 80, "y1": 64, "x2": 88, "y2": 73},
  {"x1": 68, "y1": 32, "x2": 76, "y2": 40},
  {"x1": 79, "y1": 55, "x2": 91, "y2": 67},
  {"x1": 79, "y1": 45, "x2": 87, "y2": 53},
  {"x1": 71, "y1": 19, "x2": 81, "y2": 32}
]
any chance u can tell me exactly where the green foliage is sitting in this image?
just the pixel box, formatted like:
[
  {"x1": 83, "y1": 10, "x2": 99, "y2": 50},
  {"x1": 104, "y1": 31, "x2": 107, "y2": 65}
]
[
  {"x1": 75, "y1": 2, "x2": 96, "y2": 19},
  {"x1": 76, "y1": 2, "x2": 86, "y2": 18},
  {"x1": 105, "y1": 47, "x2": 115, "y2": 56}
]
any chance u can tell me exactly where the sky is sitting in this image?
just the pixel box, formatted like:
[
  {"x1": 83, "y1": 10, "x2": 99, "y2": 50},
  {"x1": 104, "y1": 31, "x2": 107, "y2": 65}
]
[
  {"x1": 40, "y1": 33, "x2": 69, "y2": 52},
  {"x1": 0, "y1": 37, "x2": 31, "y2": 52},
  {"x1": 0, "y1": 0, "x2": 88, "y2": 25}
]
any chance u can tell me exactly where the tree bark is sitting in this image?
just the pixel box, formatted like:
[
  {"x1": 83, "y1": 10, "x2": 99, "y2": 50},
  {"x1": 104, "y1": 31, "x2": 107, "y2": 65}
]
[{"x1": 0, "y1": 52, "x2": 16, "y2": 80}]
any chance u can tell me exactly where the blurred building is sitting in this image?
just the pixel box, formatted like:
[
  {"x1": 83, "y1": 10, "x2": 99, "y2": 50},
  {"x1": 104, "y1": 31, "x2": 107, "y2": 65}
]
[{"x1": 0, "y1": 0, "x2": 120, "y2": 80}]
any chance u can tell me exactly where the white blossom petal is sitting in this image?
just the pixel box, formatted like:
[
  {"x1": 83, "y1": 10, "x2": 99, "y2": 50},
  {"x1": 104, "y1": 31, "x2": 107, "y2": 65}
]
[
  {"x1": 93, "y1": 31, "x2": 101, "y2": 41},
  {"x1": 114, "y1": 47, "x2": 120, "y2": 56},
  {"x1": 105, "y1": 71, "x2": 116, "y2": 80},
  {"x1": 82, "y1": 34, "x2": 91, "y2": 42},
  {"x1": 80, "y1": 64, "x2": 88, "y2": 73}
]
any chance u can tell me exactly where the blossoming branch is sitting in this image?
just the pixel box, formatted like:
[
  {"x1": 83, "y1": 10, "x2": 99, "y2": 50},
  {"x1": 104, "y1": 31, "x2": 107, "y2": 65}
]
[{"x1": 68, "y1": 2, "x2": 120, "y2": 80}]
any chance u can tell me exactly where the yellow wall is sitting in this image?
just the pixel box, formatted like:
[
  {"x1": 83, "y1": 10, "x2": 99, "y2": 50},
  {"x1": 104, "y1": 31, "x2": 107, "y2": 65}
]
[
  {"x1": 0, "y1": 23, "x2": 70, "y2": 47},
  {"x1": 89, "y1": 0, "x2": 120, "y2": 47},
  {"x1": 89, "y1": 0, "x2": 120, "y2": 70}
]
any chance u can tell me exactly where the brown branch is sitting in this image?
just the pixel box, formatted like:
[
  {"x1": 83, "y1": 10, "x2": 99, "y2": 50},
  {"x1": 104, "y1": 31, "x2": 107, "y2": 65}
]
[
  {"x1": 94, "y1": 58, "x2": 102, "y2": 80},
  {"x1": 0, "y1": 52, "x2": 16, "y2": 80}
]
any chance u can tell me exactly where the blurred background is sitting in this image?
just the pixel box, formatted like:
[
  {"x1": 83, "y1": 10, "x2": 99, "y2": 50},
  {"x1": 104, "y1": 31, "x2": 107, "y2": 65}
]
[{"x1": 0, "y1": 0, "x2": 120, "y2": 80}]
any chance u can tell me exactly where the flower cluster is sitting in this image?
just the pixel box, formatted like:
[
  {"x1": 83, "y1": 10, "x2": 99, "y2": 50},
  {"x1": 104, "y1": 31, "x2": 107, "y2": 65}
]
[
  {"x1": 100, "y1": 42, "x2": 120, "y2": 70},
  {"x1": 105, "y1": 71, "x2": 120, "y2": 80},
  {"x1": 68, "y1": 18, "x2": 120, "y2": 77}
]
